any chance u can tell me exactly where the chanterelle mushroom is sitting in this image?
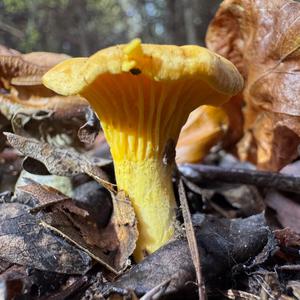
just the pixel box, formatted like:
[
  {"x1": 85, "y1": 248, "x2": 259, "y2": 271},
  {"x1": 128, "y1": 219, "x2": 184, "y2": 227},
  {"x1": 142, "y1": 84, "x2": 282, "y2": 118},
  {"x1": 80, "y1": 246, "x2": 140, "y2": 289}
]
[{"x1": 43, "y1": 39, "x2": 243, "y2": 261}]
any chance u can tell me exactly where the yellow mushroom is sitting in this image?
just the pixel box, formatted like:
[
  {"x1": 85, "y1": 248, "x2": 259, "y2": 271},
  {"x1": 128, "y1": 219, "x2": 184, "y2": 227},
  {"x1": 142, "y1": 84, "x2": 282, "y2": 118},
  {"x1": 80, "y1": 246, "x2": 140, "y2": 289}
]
[{"x1": 43, "y1": 39, "x2": 243, "y2": 261}]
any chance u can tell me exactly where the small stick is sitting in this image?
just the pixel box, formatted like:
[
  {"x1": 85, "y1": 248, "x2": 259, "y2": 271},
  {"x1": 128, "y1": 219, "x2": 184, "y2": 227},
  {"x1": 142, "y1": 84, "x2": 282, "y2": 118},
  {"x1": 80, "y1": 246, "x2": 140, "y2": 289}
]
[
  {"x1": 178, "y1": 178, "x2": 206, "y2": 300},
  {"x1": 140, "y1": 278, "x2": 171, "y2": 300},
  {"x1": 179, "y1": 164, "x2": 300, "y2": 194},
  {"x1": 277, "y1": 264, "x2": 300, "y2": 271},
  {"x1": 221, "y1": 289, "x2": 260, "y2": 300}
]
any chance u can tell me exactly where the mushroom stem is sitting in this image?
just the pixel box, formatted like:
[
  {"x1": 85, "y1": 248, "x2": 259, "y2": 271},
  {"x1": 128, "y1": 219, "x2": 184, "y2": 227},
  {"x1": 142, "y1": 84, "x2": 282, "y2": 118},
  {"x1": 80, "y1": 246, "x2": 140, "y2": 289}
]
[
  {"x1": 80, "y1": 75, "x2": 190, "y2": 261},
  {"x1": 114, "y1": 158, "x2": 176, "y2": 261}
]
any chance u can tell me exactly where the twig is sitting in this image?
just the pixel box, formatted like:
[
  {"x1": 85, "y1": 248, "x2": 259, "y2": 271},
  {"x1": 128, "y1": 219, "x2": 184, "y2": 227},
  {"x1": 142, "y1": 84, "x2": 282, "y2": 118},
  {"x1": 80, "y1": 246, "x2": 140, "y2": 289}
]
[
  {"x1": 178, "y1": 178, "x2": 206, "y2": 300},
  {"x1": 0, "y1": 20, "x2": 24, "y2": 38},
  {"x1": 277, "y1": 264, "x2": 300, "y2": 271},
  {"x1": 140, "y1": 278, "x2": 171, "y2": 300},
  {"x1": 221, "y1": 289, "x2": 260, "y2": 299},
  {"x1": 179, "y1": 164, "x2": 300, "y2": 194}
]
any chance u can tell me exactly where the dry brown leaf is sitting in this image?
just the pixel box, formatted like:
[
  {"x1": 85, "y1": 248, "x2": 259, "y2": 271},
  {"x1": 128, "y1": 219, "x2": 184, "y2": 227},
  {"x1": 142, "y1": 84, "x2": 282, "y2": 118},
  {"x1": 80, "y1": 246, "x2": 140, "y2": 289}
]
[
  {"x1": 58, "y1": 191, "x2": 137, "y2": 271},
  {"x1": 0, "y1": 46, "x2": 69, "y2": 85},
  {"x1": 176, "y1": 97, "x2": 243, "y2": 164},
  {"x1": 0, "y1": 44, "x2": 20, "y2": 56},
  {"x1": 0, "y1": 202, "x2": 92, "y2": 274},
  {"x1": 0, "y1": 45, "x2": 86, "y2": 112},
  {"x1": 1, "y1": 92, "x2": 87, "y2": 120},
  {"x1": 3, "y1": 133, "x2": 136, "y2": 270},
  {"x1": 222, "y1": 94, "x2": 244, "y2": 151},
  {"x1": 21, "y1": 52, "x2": 70, "y2": 69},
  {"x1": 266, "y1": 190, "x2": 300, "y2": 233},
  {"x1": 15, "y1": 180, "x2": 137, "y2": 272},
  {"x1": 206, "y1": 0, "x2": 300, "y2": 171},
  {"x1": 77, "y1": 107, "x2": 101, "y2": 145},
  {"x1": 265, "y1": 161, "x2": 300, "y2": 233},
  {"x1": 100, "y1": 213, "x2": 271, "y2": 298},
  {"x1": 176, "y1": 105, "x2": 228, "y2": 164},
  {"x1": 4, "y1": 132, "x2": 112, "y2": 190},
  {"x1": 16, "y1": 181, "x2": 70, "y2": 210},
  {"x1": 0, "y1": 45, "x2": 88, "y2": 147},
  {"x1": 107, "y1": 191, "x2": 138, "y2": 269},
  {"x1": 40, "y1": 189, "x2": 137, "y2": 272}
]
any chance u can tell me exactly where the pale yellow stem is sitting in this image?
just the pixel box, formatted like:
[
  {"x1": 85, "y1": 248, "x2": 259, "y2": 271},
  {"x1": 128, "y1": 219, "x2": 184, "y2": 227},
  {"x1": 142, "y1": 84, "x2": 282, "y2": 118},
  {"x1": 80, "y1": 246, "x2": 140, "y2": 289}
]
[{"x1": 114, "y1": 158, "x2": 176, "y2": 261}]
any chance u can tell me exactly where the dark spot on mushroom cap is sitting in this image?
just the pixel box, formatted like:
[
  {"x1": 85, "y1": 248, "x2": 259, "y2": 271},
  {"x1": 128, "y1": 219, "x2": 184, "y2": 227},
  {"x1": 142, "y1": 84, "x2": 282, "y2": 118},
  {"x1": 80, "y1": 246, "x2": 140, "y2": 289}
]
[{"x1": 130, "y1": 68, "x2": 141, "y2": 75}]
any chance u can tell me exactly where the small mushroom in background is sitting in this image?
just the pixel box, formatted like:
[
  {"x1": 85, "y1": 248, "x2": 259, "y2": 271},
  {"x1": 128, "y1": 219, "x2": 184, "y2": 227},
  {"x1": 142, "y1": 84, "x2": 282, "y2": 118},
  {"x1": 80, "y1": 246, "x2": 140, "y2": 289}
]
[{"x1": 43, "y1": 38, "x2": 243, "y2": 261}]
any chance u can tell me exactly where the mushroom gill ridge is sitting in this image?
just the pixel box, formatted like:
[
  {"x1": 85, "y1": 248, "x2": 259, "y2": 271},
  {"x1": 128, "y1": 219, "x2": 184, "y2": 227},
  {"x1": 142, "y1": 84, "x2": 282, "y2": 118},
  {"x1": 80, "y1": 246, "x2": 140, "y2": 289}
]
[{"x1": 82, "y1": 73, "x2": 221, "y2": 161}]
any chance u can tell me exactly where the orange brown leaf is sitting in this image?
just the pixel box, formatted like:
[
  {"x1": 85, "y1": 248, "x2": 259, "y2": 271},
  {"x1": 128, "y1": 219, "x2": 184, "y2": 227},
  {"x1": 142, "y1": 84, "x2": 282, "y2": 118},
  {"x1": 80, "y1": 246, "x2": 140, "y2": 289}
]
[{"x1": 206, "y1": 0, "x2": 300, "y2": 170}]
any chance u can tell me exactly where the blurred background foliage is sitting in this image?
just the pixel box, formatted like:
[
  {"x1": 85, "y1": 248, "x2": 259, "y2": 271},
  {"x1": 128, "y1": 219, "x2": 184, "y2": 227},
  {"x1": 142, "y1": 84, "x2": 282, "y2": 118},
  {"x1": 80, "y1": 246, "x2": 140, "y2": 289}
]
[{"x1": 0, "y1": 0, "x2": 222, "y2": 56}]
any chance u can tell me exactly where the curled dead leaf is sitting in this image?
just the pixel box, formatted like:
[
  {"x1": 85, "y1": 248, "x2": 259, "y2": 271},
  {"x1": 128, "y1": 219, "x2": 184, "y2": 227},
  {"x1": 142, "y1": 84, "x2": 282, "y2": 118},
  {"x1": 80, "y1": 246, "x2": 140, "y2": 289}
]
[
  {"x1": 206, "y1": 0, "x2": 300, "y2": 170},
  {"x1": 4, "y1": 132, "x2": 113, "y2": 190},
  {"x1": 0, "y1": 45, "x2": 20, "y2": 56},
  {"x1": 0, "y1": 47, "x2": 69, "y2": 85},
  {"x1": 14, "y1": 178, "x2": 137, "y2": 273},
  {"x1": 98, "y1": 213, "x2": 272, "y2": 298},
  {"x1": 78, "y1": 107, "x2": 101, "y2": 145},
  {"x1": 176, "y1": 105, "x2": 229, "y2": 164},
  {"x1": 0, "y1": 45, "x2": 88, "y2": 147},
  {"x1": 0, "y1": 202, "x2": 92, "y2": 274},
  {"x1": 3, "y1": 133, "x2": 137, "y2": 271},
  {"x1": 176, "y1": 96, "x2": 243, "y2": 164}
]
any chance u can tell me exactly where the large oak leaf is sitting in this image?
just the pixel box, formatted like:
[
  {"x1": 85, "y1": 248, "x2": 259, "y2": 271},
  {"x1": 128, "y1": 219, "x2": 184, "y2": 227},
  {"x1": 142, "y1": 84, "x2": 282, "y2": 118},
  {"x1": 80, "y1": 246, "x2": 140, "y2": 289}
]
[{"x1": 206, "y1": 0, "x2": 300, "y2": 170}]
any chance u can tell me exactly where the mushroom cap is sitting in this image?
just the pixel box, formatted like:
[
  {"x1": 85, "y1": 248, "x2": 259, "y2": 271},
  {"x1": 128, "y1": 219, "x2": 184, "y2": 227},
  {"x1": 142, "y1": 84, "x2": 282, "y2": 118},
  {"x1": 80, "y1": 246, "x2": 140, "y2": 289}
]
[{"x1": 43, "y1": 39, "x2": 243, "y2": 98}]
